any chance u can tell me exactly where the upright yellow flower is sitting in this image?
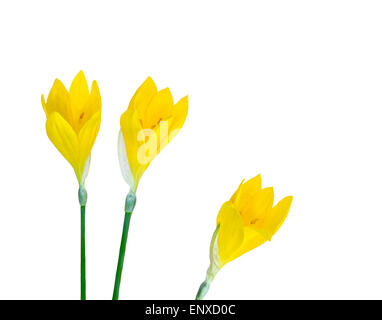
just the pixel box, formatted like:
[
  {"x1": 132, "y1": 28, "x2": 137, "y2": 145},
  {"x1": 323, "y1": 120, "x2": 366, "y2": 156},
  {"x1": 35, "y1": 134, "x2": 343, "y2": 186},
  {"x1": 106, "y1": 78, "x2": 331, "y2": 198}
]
[
  {"x1": 113, "y1": 77, "x2": 188, "y2": 300},
  {"x1": 118, "y1": 77, "x2": 188, "y2": 192},
  {"x1": 41, "y1": 71, "x2": 101, "y2": 300},
  {"x1": 41, "y1": 70, "x2": 101, "y2": 186},
  {"x1": 196, "y1": 175, "x2": 293, "y2": 300}
]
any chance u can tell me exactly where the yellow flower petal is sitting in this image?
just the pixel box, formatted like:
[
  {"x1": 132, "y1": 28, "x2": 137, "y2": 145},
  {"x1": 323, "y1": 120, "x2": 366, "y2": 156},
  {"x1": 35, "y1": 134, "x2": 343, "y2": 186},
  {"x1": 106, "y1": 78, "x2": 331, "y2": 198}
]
[
  {"x1": 43, "y1": 72, "x2": 102, "y2": 185},
  {"x1": 73, "y1": 80, "x2": 102, "y2": 133},
  {"x1": 78, "y1": 111, "x2": 101, "y2": 170},
  {"x1": 230, "y1": 179, "x2": 244, "y2": 203},
  {"x1": 88, "y1": 80, "x2": 102, "y2": 115},
  {"x1": 231, "y1": 175, "x2": 262, "y2": 212},
  {"x1": 45, "y1": 79, "x2": 72, "y2": 124},
  {"x1": 119, "y1": 78, "x2": 188, "y2": 191},
  {"x1": 227, "y1": 226, "x2": 268, "y2": 263},
  {"x1": 130, "y1": 77, "x2": 157, "y2": 120},
  {"x1": 41, "y1": 94, "x2": 47, "y2": 114},
  {"x1": 168, "y1": 95, "x2": 188, "y2": 138},
  {"x1": 143, "y1": 88, "x2": 174, "y2": 128},
  {"x1": 69, "y1": 70, "x2": 89, "y2": 112},
  {"x1": 120, "y1": 107, "x2": 145, "y2": 188},
  {"x1": 263, "y1": 196, "x2": 293, "y2": 238},
  {"x1": 69, "y1": 71, "x2": 93, "y2": 133},
  {"x1": 216, "y1": 202, "x2": 244, "y2": 266},
  {"x1": 118, "y1": 130, "x2": 135, "y2": 190},
  {"x1": 46, "y1": 112, "x2": 79, "y2": 174},
  {"x1": 242, "y1": 187, "x2": 274, "y2": 225},
  {"x1": 242, "y1": 175, "x2": 262, "y2": 194},
  {"x1": 205, "y1": 176, "x2": 292, "y2": 271}
]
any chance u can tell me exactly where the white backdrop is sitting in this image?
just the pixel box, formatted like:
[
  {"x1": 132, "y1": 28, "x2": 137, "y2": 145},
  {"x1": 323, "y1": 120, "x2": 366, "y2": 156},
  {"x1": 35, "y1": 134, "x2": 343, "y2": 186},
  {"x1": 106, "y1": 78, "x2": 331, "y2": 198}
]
[{"x1": 0, "y1": 1, "x2": 382, "y2": 300}]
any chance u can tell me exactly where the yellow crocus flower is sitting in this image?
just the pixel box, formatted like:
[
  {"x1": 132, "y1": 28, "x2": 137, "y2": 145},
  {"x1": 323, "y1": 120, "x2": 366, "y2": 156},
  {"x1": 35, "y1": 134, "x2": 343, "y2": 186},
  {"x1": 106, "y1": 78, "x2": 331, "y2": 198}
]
[
  {"x1": 196, "y1": 175, "x2": 293, "y2": 300},
  {"x1": 41, "y1": 70, "x2": 101, "y2": 186},
  {"x1": 113, "y1": 77, "x2": 188, "y2": 299},
  {"x1": 41, "y1": 71, "x2": 101, "y2": 300},
  {"x1": 118, "y1": 77, "x2": 188, "y2": 193}
]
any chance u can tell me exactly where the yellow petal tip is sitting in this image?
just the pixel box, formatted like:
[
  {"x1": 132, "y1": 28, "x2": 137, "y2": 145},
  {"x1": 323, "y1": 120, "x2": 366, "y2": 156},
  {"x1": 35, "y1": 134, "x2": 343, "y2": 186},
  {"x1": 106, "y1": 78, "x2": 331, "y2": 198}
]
[
  {"x1": 41, "y1": 94, "x2": 47, "y2": 113},
  {"x1": 76, "y1": 70, "x2": 85, "y2": 78},
  {"x1": 180, "y1": 95, "x2": 189, "y2": 103},
  {"x1": 144, "y1": 76, "x2": 156, "y2": 86}
]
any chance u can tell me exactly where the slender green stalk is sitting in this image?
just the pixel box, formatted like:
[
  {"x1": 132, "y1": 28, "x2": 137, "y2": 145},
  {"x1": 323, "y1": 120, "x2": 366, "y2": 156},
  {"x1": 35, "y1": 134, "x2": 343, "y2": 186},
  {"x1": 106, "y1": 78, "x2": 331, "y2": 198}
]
[
  {"x1": 112, "y1": 211, "x2": 132, "y2": 299},
  {"x1": 78, "y1": 186, "x2": 87, "y2": 300},
  {"x1": 80, "y1": 205, "x2": 86, "y2": 300},
  {"x1": 112, "y1": 191, "x2": 136, "y2": 300}
]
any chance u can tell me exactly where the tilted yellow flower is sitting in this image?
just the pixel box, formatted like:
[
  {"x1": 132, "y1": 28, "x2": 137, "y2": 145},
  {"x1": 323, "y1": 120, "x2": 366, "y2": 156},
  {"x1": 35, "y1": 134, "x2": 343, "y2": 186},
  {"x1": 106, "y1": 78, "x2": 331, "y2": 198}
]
[
  {"x1": 196, "y1": 174, "x2": 293, "y2": 299},
  {"x1": 41, "y1": 71, "x2": 102, "y2": 186},
  {"x1": 113, "y1": 77, "x2": 188, "y2": 299},
  {"x1": 118, "y1": 77, "x2": 188, "y2": 192}
]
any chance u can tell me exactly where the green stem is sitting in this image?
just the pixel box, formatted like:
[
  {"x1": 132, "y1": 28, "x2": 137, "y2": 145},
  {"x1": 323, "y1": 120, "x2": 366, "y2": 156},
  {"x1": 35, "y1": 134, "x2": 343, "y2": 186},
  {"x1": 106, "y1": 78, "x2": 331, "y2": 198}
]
[
  {"x1": 195, "y1": 225, "x2": 220, "y2": 300},
  {"x1": 196, "y1": 279, "x2": 211, "y2": 300},
  {"x1": 78, "y1": 186, "x2": 87, "y2": 300},
  {"x1": 112, "y1": 211, "x2": 132, "y2": 300},
  {"x1": 112, "y1": 191, "x2": 136, "y2": 300},
  {"x1": 81, "y1": 205, "x2": 86, "y2": 300}
]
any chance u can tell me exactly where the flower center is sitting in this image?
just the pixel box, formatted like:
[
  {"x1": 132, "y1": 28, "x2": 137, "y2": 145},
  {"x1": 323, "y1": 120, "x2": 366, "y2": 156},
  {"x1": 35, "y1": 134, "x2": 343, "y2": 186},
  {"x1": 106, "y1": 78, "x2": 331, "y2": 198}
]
[{"x1": 250, "y1": 218, "x2": 259, "y2": 225}]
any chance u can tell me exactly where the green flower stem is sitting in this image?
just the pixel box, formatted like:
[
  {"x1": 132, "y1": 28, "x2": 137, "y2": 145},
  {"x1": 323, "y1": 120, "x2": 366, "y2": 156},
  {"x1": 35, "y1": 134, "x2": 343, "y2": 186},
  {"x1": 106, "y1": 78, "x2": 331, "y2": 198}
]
[
  {"x1": 196, "y1": 278, "x2": 212, "y2": 300},
  {"x1": 195, "y1": 225, "x2": 221, "y2": 300},
  {"x1": 112, "y1": 211, "x2": 132, "y2": 300},
  {"x1": 112, "y1": 191, "x2": 136, "y2": 300},
  {"x1": 78, "y1": 186, "x2": 87, "y2": 300},
  {"x1": 80, "y1": 204, "x2": 86, "y2": 300},
  {"x1": 195, "y1": 266, "x2": 217, "y2": 300}
]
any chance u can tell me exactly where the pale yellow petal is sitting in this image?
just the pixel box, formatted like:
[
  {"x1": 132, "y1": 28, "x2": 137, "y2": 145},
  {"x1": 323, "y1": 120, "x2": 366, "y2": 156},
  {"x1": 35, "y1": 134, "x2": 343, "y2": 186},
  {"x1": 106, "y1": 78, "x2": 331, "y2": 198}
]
[
  {"x1": 143, "y1": 88, "x2": 174, "y2": 128},
  {"x1": 130, "y1": 77, "x2": 158, "y2": 121},
  {"x1": 118, "y1": 130, "x2": 136, "y2": 190},
  {"x1": 216, "y1": 202, "x2": 244, "y2": 266},
  {"x1": 78, "y1": 111, "x2": 101, "y2": 170},
  {"x1": 46, "y1": 112, "x2": 79, "y2": 173},
  {"x1": 45, "y1": 79, "x2": 72, "y2": 124},
  {"x1": 121, "y1": 108, "x2": 146, "y2": 187},
  {"x1": 263, "y1": 196, "x2": 293, "y2": 238}
]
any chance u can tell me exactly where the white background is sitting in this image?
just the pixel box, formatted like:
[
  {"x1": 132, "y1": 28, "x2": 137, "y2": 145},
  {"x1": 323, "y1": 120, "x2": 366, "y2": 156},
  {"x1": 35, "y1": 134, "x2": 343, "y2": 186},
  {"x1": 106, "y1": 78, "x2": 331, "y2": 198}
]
[{"x1": 0, "y1": 0, "x2": 381, "y2": 300}]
